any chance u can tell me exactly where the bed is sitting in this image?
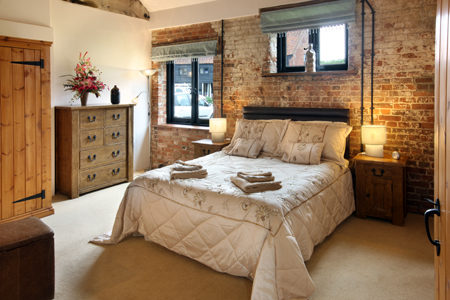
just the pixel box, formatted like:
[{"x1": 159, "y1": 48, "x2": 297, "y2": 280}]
[{"x1": 92, "y1": 107, "x2": 355, "y2": 300}]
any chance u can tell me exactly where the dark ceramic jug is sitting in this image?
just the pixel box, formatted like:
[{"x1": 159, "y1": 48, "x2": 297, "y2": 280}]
[{"x1": 111, "y1": 85, "x2": 120, "y2": 104}]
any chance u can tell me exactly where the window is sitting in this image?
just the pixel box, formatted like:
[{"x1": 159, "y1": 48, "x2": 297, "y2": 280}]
[
  {"x1": 166, "y1": 56, "x2": 214, "y2": 125},
  {"x1": 277, "y1": 24, "x2": 348, "y2": 73}
]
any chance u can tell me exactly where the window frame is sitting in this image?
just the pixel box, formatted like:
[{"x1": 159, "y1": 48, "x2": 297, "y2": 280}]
[
  {"x1": 166, "y1": 58, "x2": 210, "y2": 126},
  {"x1": 277, "y1": 25, "x2": 349, "y2": 73}
]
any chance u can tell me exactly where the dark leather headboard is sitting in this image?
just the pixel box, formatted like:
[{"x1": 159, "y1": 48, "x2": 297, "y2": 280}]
[
  {"x1": 242, "y1": 106, "x2": 351, "y2": 158},
  {"x1": 243, "y1": 106, "x2": 350, "y2": 123}
]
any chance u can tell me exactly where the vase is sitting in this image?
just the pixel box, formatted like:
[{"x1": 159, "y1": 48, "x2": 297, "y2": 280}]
[
  {"x1": 304, "y1": 43, "x2": 316, "y2": 72},
  {"x1": 80, "y1": 93, "x2": 89, "y2": 106},
  {"x1": 111, "y1": 85, "x2": 120, "y2": 104}
]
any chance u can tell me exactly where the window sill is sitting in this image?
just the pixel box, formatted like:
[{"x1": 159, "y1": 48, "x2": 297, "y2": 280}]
[
  {"x1": 262, "y1": 69, "x2": 358, "y2": 77},
  {"x1": 155, "y1": 124, "x2": 210, "y2": 131}
]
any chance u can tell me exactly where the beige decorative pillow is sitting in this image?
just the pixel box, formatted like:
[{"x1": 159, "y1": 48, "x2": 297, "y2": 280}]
[
  {"x1": 277, "y1": 121, "x2": 352, "y2": 166},
  {"x1": 322, "y1": 124, "x2": 352, "y2": 166},
  {"x1": 281, "y1": 142, "x2": 324, "y2": 165},
  {"x1": 229, "y1": 138, "x2": 265, "y2": 158},
  {"x1": 224, "y1": 119, "x2": 289, "y2": 156}
]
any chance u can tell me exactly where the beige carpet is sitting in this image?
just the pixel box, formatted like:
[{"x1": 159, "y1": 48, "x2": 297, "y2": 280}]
[{"x1": 42, "y1": 182, "x2": 434, "y2": 300}]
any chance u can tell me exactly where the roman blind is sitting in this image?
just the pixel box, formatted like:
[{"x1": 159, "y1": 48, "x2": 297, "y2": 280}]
[
  {"x1": 151, "y1": 40, "x2": 217, "y2": 62},
  {"x1": 260, "y1": 0, "x2": 356, "y2": 33}
]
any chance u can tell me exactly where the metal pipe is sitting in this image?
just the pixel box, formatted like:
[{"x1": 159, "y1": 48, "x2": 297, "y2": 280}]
[
  {"x1": 360, "y1": 0, "x2": 365, "y2": 152},
  {"x1": 370, "y1": 8, "x2": 375, "y2": 124},
  {"x1": 221, "y1": 19, "x2": 224, "y2": 118}
]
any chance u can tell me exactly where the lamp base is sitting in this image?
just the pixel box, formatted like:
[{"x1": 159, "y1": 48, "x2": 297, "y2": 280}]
[
  {"x1": 211, "y1": 132, "x2": 225, "y2": 143},
  {"x1": 365, "y1": 145, "x2": 384, "y2": 158}
]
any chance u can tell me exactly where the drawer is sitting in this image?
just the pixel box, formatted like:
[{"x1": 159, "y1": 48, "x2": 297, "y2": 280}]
[
  {"x1": 79, "y1": 162, "x2": 127, "y2": 190},
  {"x1": 80, "y1": 128, "x2": 104, "y2": 149},
  {"x1": 363, "y1": 163, "x2": 399, "y2": 179},
  {"x1": 104, "y1": 126, "x2": 126, "y2": 145},
  {"x1": 79, "y1": 144, "x2": 126, "y2": 169},
  {"x1": 80, "y1": 110, "x2": 104, "y2": 129},
  {"x1": 105, "y1": 108, "x2": 126, "y2": 127}
]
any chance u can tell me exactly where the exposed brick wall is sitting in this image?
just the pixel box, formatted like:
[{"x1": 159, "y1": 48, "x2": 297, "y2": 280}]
[{"x1": 151, "y1": 0, "x2": 436, "y2": 213}]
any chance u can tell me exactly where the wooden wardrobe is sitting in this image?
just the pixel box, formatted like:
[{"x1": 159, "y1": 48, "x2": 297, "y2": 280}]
[{"x1": 0, "y1": 36, "x2": 53, "y2": 224}]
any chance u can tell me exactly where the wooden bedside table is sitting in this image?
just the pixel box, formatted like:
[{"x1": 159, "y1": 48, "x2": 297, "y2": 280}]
[
  {"x1": 353, "y1": 153, "x2": 407, "y2": 225},
  {"x1": 192, "y1": 139, "x2": 230, "y2": 158}
]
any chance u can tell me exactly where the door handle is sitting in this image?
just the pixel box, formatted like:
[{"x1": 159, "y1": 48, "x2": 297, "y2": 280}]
[{"x1": 424, "y1": 198, "x2": 440, "y2": 256}]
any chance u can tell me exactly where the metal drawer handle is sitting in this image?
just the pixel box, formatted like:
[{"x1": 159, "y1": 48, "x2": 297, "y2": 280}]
[
  {"x1": 87, "y1": 174, "x2": 96, "y2": 181},
  {"x1": 87, "y1": 115, "x2": 96, "y2": 122},
  {"x1": 112, "y1": 132, "x2": 121, "y2": 139},
  {"x1": 112, "y1": 150, "x2": 120, "y2": 158},
  {"x1": 112, "y1": 113, "x2": 121, "y2": 120},
  {"x1": 371, "y1": 168, "x2": 384, "y2": 177},
  {"x1": 112, "y1": 168, "x2": 121, "y2": 175},
  {"x1": 88, "y1": 154, "x2": 97, "y2": 161},
  {"x1": 87, "y1": 135, "x2": 97, "y2": 142}
]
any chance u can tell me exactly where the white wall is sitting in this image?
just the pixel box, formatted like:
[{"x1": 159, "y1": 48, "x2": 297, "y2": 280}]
[
  {"x1": 50, "y1": 0, "x2": 152, "y2": 192},
  {"x1": 0, "y1": 0, "x2": 50, "y2": 26},
  {"x1": 0, "y1": 0, "x2": 53, "y2": 41},
  {"x1": 147, "y1": 0, "x2": 306, "y2": 30}
]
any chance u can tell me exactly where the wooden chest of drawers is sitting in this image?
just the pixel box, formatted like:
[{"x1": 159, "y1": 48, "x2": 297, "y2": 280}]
[{"x1": 55, "y1": 104, "x2": 135, "y2": 198}]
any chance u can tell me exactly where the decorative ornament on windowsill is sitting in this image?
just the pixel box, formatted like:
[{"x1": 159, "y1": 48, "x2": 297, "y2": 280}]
[
  {"x1": 209, "y1": 118, "x2": 227, "y2": 143},
  {"x1": 304, "y1": 43, "x2": 316, "y2": 73},
  {"x1": 62, "y1": 52, "x2": 106, "y2": 106},
  {"x1": 361, "y1": 125, "x2": 387, "y2": 158}
]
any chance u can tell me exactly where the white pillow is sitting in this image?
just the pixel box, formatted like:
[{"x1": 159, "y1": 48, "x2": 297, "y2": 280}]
[
  {"x1": 277, "y1": 121, "x2": 352, "y2": 166},
  {"x1": 229, "y1": 138, "x2": 265, "y2": 158},
  {"x1": 281, "y1": 142, "x2": 324, "y2": 165},
  {"x1": 224, "y1": 119, "x2": 290, "y2": 156}
]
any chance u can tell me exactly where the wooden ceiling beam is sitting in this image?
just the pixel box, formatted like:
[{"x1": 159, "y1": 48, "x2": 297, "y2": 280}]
[{"x1": 62, "y1": 0, "x2": 150, "y2": 21}]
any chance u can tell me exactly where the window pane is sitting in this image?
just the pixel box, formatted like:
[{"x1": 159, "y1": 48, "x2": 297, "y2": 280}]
[
  {"x1": 319, "y1": 24, "x2": 346, "y2": 65},
  {"x1": 173, "y1": 58, "x2": 192, "y2": 119},
  {"x1": 198, "y1": 56, "x2": 214, "y2": 120},
  {"x1": 285, "y1": 29, "x2": 309, "y2": 67}
]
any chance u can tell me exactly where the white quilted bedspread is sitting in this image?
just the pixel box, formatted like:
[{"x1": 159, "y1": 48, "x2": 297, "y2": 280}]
[{"x1": 92, "y1": 152, "x2": 355, "y2": 300}]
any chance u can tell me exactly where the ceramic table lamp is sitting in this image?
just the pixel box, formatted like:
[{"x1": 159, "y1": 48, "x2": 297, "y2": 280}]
[
  {"x1": 361, "y1": 125, "x2": 387, "y2": 158},
  {"x1": 209, "y1": 118, "x2": 227, "y2": 143}
]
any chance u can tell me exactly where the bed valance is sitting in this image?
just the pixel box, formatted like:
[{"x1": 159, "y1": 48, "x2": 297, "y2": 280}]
[
  {"x1": 260, "y1": 0, "x2": 356, "y2": 33},
  {"x1": 151, "y1": 40, "x2": 217, "y2": 62}
]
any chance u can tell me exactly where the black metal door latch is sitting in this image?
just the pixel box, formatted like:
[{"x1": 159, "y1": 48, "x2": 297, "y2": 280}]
[{"x1": 424, "y1": 198, "x2": 440, "y2": 256}]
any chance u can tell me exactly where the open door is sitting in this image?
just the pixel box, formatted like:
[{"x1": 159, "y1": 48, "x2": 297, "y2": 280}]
[{"x1": 433, "y1": 0, "x2": 449, "y2": 298}]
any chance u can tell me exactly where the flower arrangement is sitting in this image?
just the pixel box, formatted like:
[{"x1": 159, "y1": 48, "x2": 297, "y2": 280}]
[{"x1": 63, "y1": 52, "x2": 106, "y2": 104}]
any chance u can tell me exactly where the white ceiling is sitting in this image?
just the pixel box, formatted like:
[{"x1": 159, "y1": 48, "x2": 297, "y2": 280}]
[{"x1": 141, "y1": 0, "x2": 216, "y2": 12}]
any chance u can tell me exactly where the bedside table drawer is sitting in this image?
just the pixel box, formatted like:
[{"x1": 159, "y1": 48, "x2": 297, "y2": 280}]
[{"x1": 363, "y1": 164, "x2": 400, "y2": 179}]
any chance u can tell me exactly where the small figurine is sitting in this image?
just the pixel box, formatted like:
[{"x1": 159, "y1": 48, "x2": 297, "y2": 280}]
[{"x1": 304, "y1": 44, "x2": 316, "y2": 72}]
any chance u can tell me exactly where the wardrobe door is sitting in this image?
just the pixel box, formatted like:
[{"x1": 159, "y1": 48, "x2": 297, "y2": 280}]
[{"x1": 0, "y1": 46, "x2": 44, "y2": 220}]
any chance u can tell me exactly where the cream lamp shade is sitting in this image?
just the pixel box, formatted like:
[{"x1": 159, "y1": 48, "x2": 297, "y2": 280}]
[
  {"x1": 209, "y1": 118, "x2": 227, "y2": 143},
  {"x1": 361, "y1": 125, "x2": 387, "y2": 158}
]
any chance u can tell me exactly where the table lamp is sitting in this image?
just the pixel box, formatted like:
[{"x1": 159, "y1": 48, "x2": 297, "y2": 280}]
[
  {"x1": 361, "y1": 125, "x2": 386, "y2": 158},
  {"x1": 209, "y1": 118, "x2": 227, "y2": 143}
]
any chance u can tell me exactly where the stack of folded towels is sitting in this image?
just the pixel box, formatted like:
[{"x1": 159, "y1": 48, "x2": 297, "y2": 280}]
[
  {"x1": 231, "y1": 171, "x2": 282, "y2": 193},
  {"x1": 170, "y1": 160, "x2": 208, "y2": 180}
]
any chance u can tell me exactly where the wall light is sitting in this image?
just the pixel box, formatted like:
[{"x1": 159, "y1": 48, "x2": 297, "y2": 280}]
[
  {"x1": 141, "y1": 69, "x2": 157, "y2": 77},
  {"x1": 209, "y1": 118, "x2": 227, "y2": 143},
  {"x1": 361, "y1": 125, "x2": 386, "y2": 158}
]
